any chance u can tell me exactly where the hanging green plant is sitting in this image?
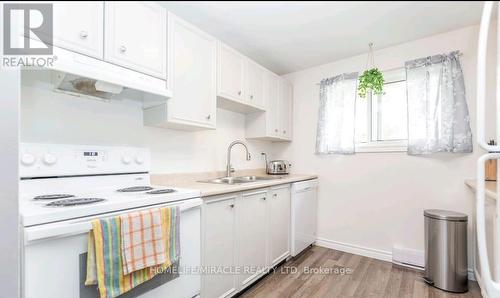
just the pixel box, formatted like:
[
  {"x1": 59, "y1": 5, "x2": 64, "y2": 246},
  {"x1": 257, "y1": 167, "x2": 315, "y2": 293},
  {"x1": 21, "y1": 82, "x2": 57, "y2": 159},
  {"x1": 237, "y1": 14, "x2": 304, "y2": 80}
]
[
  {"x1": 357, "y1": 43, "x2": 385, "y2": 98},
  {"x1": 358, "y1": 68, "x2": 384, "y2": 98}
]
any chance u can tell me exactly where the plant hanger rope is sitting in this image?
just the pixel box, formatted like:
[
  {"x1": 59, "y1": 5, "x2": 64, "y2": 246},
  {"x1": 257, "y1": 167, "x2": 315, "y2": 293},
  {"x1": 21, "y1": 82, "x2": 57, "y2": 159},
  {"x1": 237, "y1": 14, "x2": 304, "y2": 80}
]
[{"x1": 365, "y1": 42, "x2": 375, "y2": 70}]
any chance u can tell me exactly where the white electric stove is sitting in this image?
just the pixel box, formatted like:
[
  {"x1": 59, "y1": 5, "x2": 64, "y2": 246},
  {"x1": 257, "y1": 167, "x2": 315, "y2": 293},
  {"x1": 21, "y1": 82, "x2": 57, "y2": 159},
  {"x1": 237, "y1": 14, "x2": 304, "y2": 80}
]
[{"x1": 20, "y1": 143, "x2": 201, "y2": 298}]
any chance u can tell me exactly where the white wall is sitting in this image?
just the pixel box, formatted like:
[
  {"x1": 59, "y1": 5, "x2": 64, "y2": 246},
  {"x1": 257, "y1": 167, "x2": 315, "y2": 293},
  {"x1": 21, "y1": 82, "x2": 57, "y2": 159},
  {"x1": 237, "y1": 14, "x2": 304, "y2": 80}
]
[
  {"x1": 20, "y1": 71, "x2": 277, "y2": 174},
  {"x1": 279, "y1": 25, "x2": 497, "y2": 264},
  {"x1": 0, "y1": 68, "x2": 20, "y2": 296}
]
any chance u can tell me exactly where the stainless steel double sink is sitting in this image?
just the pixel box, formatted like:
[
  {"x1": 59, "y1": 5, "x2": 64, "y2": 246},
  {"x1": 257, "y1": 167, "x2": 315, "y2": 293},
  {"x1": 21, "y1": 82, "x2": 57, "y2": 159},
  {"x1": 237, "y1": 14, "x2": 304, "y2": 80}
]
[{"x1": 198, "y1": 175, "x2": 283, "y2": 185}]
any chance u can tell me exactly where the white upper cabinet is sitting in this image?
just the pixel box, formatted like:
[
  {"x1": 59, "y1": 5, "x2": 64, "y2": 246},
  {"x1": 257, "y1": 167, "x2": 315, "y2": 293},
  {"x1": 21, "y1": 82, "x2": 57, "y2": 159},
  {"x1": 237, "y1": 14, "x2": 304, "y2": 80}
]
[
  {"x1": 51, "y1": 2, "x2": 104, "y2": 59},
  {"x1": 104, "y1": 2, "x2": 167, "y2": 79},
  {"x1": 245, "y1": 74, "x2": 293, "y2": 141},
  {"x1": 217, "y1": 43, "x2": 265, "y2": 113},
  {"x1": 218, "y1": 43, "x2": 245, "y2": 102},
  {"x1": 245, "y1": 60, "x2": 265, "y2": 108},
  {"x1": 265, "y1": 72, "x2": 280, "y2": 137},
  {"x1": 143, "y1": 13, "x2": 217, "y2": 130},
  {"x1": 279, "y1": 79, "x2": 293, "y2": 140}
]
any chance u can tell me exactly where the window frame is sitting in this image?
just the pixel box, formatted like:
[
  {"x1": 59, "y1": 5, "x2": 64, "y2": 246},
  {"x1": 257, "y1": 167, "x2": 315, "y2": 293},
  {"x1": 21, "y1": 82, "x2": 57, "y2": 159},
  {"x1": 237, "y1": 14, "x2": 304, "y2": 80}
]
[{"x1": 355, "y1": 68, "x2": 408, "y2": 153}]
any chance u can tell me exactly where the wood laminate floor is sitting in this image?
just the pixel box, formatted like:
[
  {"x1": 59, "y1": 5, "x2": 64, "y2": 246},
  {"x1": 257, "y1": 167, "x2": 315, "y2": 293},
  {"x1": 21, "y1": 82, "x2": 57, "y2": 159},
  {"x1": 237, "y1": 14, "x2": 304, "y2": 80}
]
[{"x1": 240, "y1": 246, "x2": 483, "y2": 298}]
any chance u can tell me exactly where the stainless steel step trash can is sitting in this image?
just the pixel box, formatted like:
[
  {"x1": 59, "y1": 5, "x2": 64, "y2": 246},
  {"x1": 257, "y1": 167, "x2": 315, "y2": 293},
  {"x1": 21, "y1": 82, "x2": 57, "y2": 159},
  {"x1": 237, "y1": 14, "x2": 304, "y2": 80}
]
[{"x1": 424, "y1": 209, "x2": 468, "y2": 293}]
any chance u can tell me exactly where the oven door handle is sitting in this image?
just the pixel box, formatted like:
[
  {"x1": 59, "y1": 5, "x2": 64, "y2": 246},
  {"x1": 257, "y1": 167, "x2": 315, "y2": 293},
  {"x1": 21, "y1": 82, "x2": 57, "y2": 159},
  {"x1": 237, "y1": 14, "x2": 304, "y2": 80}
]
[{"x1": 24, "y1": 198, "x2": 202, "y2": 244}]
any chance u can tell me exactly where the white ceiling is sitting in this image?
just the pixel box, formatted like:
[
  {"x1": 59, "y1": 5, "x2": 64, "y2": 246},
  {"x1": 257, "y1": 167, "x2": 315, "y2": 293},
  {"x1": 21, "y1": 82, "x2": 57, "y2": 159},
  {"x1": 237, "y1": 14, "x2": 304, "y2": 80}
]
[{"x1": 158, "y1": 1, "x2": 484, "y2": 75}]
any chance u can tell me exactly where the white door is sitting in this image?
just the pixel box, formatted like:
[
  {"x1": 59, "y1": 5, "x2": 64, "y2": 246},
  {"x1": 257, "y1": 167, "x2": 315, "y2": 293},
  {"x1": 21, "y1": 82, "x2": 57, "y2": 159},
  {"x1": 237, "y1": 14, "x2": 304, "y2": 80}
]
[
  {"x1": 279, "y1": 79, "x2": 293, "y2": 140},
  {"x1": 202, "y1": 196, "x2": 238, "y2": 298},
  {"x1": 245, "y1": 60, "x2": 264, "y2": 107},
  {"x1": 218, "y1": 43, "x2": 245, "y2": 102},
  {"x1": 268, "y1": 186, "x2": 291, "y2": 267},
  {"x1": 51, "y1": 2, "x2": 104, "y2": 58},
  {"x1": 104, "y1": 2, "x2": 167, "y2": 78},
  {"x1": 238, "y1": 190, "x2": 268, "y2": 288},
  {"x1": 264, "y1": 72, "x2": 280, "y2": 136},
  {"x1": 167, "y1": 13, "x2": 217, "y2": 128}
]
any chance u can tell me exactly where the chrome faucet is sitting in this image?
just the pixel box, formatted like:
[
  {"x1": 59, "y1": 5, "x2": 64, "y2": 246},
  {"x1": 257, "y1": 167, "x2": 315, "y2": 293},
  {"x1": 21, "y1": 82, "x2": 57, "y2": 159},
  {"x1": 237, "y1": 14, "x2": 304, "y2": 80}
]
[{"x1": 226, "y1": 140, "x2": 251, "y2": 177}]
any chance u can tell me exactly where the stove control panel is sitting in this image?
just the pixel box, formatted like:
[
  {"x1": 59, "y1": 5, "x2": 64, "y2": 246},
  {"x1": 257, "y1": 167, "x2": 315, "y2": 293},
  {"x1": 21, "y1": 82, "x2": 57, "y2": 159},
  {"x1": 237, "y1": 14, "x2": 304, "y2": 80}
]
[{"x1": 20, "y1": 143, "x2": 151, "y2": 178}]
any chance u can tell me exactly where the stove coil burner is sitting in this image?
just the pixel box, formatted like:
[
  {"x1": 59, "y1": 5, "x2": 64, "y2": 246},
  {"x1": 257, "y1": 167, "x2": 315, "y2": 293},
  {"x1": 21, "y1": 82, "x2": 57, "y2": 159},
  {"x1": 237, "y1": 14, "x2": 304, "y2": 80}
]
[
  {"x1": 117, "y1": 186, "x2": 154, "y2": 192},
  {"x1": 146, "y1": 189, "x2": 177, "y2": 195},
  {"x1": 34, "y1": 194, "x2": 75, "y2": 200},
  {"x1": 45, "y1": 198, "x2": 106, "y2": 207}
]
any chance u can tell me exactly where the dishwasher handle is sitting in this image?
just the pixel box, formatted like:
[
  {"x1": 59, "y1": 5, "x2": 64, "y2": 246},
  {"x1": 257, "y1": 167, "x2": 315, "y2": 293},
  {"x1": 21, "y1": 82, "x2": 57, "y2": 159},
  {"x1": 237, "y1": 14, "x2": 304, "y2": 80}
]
[{"x1": 291, "y1": 179, "x2": 318, "y2": 193}]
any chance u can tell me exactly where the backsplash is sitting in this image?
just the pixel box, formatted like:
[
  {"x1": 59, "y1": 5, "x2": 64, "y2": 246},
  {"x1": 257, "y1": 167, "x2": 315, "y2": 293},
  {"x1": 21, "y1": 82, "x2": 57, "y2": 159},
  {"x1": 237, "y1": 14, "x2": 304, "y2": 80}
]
[{"x1": 20, "y1": 71, "x2": 282, "y2": 174}]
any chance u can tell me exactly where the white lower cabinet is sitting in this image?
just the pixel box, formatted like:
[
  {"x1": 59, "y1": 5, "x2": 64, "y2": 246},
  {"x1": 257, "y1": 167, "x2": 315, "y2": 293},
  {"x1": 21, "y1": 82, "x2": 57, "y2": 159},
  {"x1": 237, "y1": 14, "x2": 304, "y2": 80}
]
[
  {"x1": 201, "y1": 185, "x2": 291, "y2": 298},
  {"x1": 202, "y1": 195, "x2": 238, "y2": 298},
  {"x1": 268, "y1": 185, "x2": 291, "y2": 267},
  {"x1": 238, "y1": 190, "x2": 268, "y2": 289}
]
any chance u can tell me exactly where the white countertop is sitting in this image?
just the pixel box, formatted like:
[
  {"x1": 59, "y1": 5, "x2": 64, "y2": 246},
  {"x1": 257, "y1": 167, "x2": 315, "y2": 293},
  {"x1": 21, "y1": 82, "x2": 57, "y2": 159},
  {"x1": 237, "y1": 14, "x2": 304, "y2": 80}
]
[
  {"x1": 465, "y1": 179, "x2": 498, "y2": 201},
  {"x1": 151, "y1": 170, "x2": 317, "y2": 197}
]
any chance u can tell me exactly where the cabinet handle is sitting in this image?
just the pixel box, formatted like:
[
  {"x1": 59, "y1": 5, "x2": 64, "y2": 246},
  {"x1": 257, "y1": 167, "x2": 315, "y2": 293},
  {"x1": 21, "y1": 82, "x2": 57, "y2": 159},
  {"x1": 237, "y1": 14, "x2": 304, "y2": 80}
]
[
  {"x1": 274, "y1": 129, "x2": 278, "y2": 132},
  {"x1": 261, "y1": 197, "x2": 266, "y2": 200},
  {"x1": 206, "y1": 114, "x2": 211, "y2": 120},
  {"x1": 283, "y1": 130, "x2": 286, "y2": 134},
  {"x1": 238, "y1": 91, "x2": 242, "y2": 96},
  {"x1": 229, "y1": 204, "x2": 234, "y2": 208},
  {"x1": 79, "y1": 31, "x2": 88, "y2": 39},
  {"x1": 119, "y1": 45, "x2": 127, "y2": 53},
  {"x1": 250, "y1": 95, "x2": 254, "y2": 99}
]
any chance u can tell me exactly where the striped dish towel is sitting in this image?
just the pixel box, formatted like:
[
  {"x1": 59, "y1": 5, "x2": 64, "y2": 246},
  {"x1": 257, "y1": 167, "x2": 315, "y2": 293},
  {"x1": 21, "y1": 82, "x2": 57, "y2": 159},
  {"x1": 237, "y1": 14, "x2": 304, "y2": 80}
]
[
  {"x1": 120, "y1": 209, "x2": 167, "y2": 274},
  {"x1": 85, "y1": 207, "x2": 181, "y2": 298}
]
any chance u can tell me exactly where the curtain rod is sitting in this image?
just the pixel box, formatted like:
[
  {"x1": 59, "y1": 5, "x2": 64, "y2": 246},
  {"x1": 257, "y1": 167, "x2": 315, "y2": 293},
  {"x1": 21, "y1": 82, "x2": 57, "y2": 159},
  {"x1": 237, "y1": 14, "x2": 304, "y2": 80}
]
[{"x1": 315, "y1": 52, "x2": 463, "y2": 86}]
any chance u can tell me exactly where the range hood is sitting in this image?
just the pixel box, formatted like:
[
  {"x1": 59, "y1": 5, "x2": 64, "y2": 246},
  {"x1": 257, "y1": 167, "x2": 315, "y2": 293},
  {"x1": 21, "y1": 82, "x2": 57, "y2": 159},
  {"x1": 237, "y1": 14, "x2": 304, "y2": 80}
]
[{"x1": 45, "y1": 45, "x2": 172, "y2": 101}]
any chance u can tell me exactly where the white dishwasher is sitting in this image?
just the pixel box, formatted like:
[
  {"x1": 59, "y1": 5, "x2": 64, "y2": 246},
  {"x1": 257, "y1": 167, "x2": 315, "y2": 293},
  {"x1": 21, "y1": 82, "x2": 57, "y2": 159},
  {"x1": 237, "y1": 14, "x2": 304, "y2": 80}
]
[{"x1": 291, "y1": 179, "x2": 318, "y2": 256}]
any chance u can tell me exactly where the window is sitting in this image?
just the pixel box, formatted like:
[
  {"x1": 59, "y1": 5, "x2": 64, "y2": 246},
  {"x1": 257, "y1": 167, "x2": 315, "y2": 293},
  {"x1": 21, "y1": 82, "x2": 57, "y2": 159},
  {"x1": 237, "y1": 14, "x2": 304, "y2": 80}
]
[{"x1": 355, "y1": 68, "x2": 408, "y2": 152}]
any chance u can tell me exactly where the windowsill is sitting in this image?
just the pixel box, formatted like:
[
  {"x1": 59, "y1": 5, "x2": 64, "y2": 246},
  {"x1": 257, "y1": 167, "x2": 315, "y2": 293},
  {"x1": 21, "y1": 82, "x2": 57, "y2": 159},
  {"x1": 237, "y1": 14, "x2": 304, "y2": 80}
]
[{"x1": 355, "y1": 140, "x2": 408, "y2": 153}]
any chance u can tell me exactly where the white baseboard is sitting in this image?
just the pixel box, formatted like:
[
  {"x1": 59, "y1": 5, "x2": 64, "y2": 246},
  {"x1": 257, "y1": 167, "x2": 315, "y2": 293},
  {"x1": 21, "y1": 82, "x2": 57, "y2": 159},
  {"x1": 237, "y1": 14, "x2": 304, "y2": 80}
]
[
  {"x1": 315, "y1": 237, "x2": 476, "y2": 281},
  {"x1": 315, "y1": 237, "x2": 392, "y2": 262}
]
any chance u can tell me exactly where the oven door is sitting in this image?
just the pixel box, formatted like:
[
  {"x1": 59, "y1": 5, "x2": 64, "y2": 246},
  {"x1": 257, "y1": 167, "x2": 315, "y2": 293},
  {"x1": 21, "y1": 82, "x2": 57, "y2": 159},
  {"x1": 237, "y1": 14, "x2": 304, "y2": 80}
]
[{"x1": 22, "y1": 198, "x2": 201, "y2": 298}]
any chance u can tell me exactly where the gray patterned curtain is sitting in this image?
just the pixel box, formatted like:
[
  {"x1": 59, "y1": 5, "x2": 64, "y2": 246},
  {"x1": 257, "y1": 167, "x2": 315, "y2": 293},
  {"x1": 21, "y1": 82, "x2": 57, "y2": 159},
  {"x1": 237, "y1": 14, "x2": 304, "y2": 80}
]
[
  {"x1": 405, "y1": 51, "x2": 472, "y2": 155},
  {"x1": 315, "y1": 72, "x2": 358, "y2": 154}
]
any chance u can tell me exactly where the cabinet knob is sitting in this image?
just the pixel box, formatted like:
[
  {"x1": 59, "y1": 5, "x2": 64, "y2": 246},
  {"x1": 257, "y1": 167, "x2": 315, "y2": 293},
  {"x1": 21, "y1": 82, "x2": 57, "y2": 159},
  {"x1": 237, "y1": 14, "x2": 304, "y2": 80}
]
[
  {"x1": 206, "y1": 114, "x2": 211, "y2": 120},
  {"x1": 273, "y1": 193, "x2": 277, "y2": 197},
  {"x1": 261, "y1": 197, "x2": 266, "y2": 200},
  {"x1": 79, "y1": 31, "x2": 88, "y2": 39},
  {"x1": 275, "y1": 129, "x2": 278, "y2": 132},
  {"x1": 250, "y1": 95, "x2": 254, "y2": 99},
  {"x1": 119, "y1": 45, "x2": 127, "y2": 53},
  {"x1": 229, "y1": 204, "x2": 234, "y2": 208},
  {"x1": 283, "y1": 130, "x2": 286, "y2": 134},
  {"x1": 237, "y1": 91, "x2": 242, "y2": 96}
]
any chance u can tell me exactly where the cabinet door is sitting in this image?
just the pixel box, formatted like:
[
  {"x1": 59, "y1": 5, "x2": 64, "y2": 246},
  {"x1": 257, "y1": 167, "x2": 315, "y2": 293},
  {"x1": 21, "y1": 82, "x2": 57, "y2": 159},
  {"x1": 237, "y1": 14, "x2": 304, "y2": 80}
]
[
  {"x1": 203, "y1": 196, "x2": 238, "y2": 298},
  {"x1": 104, "y1": 2, "x2": 166, "y2": 78},
  {"x1": 218, "y1": 44, "x2": 245, "y2": 101},
  {"x1": 264, "y1": 72, "x2": 280, "y2": 136},
  {"x1": 245, "y1": 60, "x2": 264, "y2": 107},
  {"x1": 238, "y1": 190, "x2": 268, "y2": 288},
  {"x1": 49, "y1": 2, "x2": 104, "y2": 59},
  {"x1": 268, "y1": 186, "x2": 291, "y2": 267},
  {"x1": 167, "y1": 13, "x2": 217, "y2": 128},
  {"x1": 279, "y1": 79, "x2": 293, "y2": 140}
]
